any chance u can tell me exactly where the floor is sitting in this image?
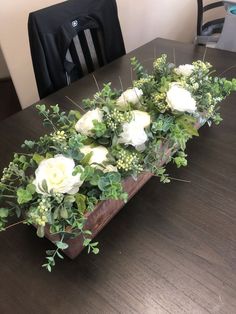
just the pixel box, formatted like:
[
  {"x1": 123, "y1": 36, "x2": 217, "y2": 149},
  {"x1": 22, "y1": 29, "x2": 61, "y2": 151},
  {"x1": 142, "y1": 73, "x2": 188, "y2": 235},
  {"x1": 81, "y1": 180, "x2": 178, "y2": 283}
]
[{"x1": 0, "y1": 78, "x2": 21, "y2": 121}]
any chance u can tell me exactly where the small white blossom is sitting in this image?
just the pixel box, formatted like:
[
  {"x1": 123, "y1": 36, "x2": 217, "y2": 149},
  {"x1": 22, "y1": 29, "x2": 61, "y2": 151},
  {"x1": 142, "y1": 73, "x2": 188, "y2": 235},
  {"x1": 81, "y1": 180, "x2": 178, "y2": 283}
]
[
  {"x1": 75, "y1": 108, "x2": 103, "y2": 136},
  {"x1": 117, "y1": 87, "x2": 143, "y2": 108},
  {"x1": 33, "y1": 155, "x2": 83, "y2": 195},
  {"x1": 166, "y1": 83, "x2": 197, "y2": 113},
  {"x1": 175, "y1": 64, "x2": 194, "y2": 77}
]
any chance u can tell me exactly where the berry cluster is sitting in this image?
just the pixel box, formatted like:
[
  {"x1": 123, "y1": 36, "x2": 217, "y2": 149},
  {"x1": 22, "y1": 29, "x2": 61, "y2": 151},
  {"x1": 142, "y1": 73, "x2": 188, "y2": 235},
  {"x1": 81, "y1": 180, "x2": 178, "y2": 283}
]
[
  {"x1": 106, "y1": 109, "x2": 132, "y2": 131},
  {"x1": 116, "y1": 149, "x2": 143, "y2": 173},
  {"x1": 51, "y1": 130, "x2": 66, "y2": 142}
]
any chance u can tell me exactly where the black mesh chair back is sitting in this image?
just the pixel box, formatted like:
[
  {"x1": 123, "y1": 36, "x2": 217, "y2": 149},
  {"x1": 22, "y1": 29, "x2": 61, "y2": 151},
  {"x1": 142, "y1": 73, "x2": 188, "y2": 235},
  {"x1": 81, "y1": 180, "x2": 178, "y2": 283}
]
[{"x1": 28, "y1": 0, "x2": 125, "y2": 99}]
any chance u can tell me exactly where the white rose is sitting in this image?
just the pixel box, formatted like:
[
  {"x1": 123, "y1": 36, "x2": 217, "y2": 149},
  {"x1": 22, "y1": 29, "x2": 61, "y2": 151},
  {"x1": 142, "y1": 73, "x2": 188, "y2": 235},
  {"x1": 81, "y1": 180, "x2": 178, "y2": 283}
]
[
  {"x1": 118, "y1": 121, "x2": 148, "y2": 149},
  {"x1": 75, "y1": 108, "x2": 103, "y2": 136},
  {"x1": 80, "y1": 145, "x2": 108, "y2": 165},
  {"x1": 117, "y1": 87, "x2": 143, "y2": 108},
  {"x1": 33, "y1": 155, "x2": 83, "y2": 195},
  {"x1": 166, "y1": 84, "x2": 197, "y2": 113},
  {"x1": 131, "y1": 110, "x2": 151, "y2": 128},
  {"x1": 175, "y1": 64, "x2": 194, "y2": 77}
]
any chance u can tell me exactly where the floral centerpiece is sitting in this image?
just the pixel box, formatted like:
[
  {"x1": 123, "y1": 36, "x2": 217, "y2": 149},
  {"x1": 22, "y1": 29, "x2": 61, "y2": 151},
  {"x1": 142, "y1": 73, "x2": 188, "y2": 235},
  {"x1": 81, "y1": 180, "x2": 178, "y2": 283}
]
[{"x1": 0, "y1": 55, "x2": 235, "y2": 271}]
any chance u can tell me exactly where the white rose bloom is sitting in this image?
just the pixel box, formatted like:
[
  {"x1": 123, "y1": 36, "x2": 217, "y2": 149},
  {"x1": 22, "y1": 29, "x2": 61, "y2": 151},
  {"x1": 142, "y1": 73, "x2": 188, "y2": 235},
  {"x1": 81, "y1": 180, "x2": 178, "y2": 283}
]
[
  {"x1": 33, "y1": 155, "x2": 83, "y2": 195},
  {"x1": 117, "y1": 87, "x2": 143, "y2": 108},
  {"x1": 175, "y1": 64, "x2": 194, "y2": 77},
  {"x1": 75, "y1": 108, "x2": 103, "y2": 136},
  {"x1": 118, "y1": 121, "x2": 148, "y2": 148},
  {"x1": 131, "y1": 110, "x2": 151, "y2": 128},
  {"x1": 166, "y1": 84, "x2": 197, "y2": 113},
  {"x1": 80, "y1": 145, "x2": 108, "y2": 165}
]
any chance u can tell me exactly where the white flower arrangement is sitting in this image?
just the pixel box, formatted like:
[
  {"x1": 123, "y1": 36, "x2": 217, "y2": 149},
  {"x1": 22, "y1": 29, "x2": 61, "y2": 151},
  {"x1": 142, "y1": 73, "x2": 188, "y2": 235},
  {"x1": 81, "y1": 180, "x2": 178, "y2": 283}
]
[{"x1": 0, "y1": 54, "x2": 235, "y2": 271}]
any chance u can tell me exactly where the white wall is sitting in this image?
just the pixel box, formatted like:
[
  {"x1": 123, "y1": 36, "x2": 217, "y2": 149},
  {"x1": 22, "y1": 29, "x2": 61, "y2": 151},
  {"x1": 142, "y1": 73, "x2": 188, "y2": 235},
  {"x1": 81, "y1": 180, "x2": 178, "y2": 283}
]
[
  {"x1": 0, "y1": 0, "x2": 197, "y2": 109},
  {"x1": 117, "y1": 0, "x2": 197, "y2": 52}
]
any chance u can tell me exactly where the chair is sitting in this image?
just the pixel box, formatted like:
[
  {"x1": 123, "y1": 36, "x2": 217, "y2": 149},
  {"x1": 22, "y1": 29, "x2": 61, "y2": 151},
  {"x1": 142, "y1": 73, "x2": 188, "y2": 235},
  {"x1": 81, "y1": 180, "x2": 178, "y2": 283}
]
[
  {"x1": 196, "y1": 0, "x2": 226, "y2": 47},
  {"x1": 28, "y1": 0, "x2": 125, "y2": 99},
  {"x1": 215, "y1": 2, "x2": 236, "y2": 51}
]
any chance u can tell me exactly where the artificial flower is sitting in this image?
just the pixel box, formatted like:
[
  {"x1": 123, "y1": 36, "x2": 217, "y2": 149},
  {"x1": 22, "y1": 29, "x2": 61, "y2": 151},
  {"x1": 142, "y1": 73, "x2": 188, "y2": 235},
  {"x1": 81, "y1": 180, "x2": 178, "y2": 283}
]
[
  {"x1": 118, "y1": 121, "x2": 148, "y2": 149},
  {"x1": 166, "y1": 84, "x2": 197, "y2": 113},
  {"x1": 131, "y1": 110, "x2": 151, "y2": 128},
  {"x1": 117, "y1": 87, "x2": 143, "y2": 108},
  {"x1": 33, "y1": 155, "x2": 83, "y2": 195},
  {"x1": 75, "y1": 108, "x2": 103, "y2": 136},
  {"x1": 175, "y1": 64, "x2": 194, "y2": 77},
  {"x1": 80, "y1": 145, "x2": 108, "y2": 165}
]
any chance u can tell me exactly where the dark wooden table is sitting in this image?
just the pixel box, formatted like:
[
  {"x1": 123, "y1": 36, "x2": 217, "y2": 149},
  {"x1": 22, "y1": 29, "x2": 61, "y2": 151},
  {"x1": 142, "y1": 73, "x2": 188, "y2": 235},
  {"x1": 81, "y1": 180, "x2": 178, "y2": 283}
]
[{"x1": 0, "y1": 38, "x2": 236, "y2": 314}]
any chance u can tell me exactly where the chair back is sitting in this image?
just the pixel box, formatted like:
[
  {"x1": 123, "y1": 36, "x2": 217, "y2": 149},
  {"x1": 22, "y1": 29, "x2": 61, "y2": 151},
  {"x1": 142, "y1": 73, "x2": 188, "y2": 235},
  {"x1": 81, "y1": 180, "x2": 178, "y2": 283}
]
[
  {"x1": 28, "y1": 0, "x2": 125, "y2": 99},
  {"x1": 197, "y1": 0, "x2": 225, "y2": 36},
  {"x1": 65, "y1": 18, "x2": 107, "y2": 85}
]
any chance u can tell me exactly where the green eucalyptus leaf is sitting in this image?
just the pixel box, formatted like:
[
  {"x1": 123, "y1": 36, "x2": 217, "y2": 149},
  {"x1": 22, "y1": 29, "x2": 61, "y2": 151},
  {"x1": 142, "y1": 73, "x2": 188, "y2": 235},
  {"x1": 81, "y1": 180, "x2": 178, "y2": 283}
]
[
  {"x1": 26, "y1": 183, "x2": 36, "y2": 195},
  {"x1": 0, "y1": 208, "x2": 9, "y2": 218},
  {"x1": 17, "y1": 188, "x2": 32, "y2": 205},
  {"x1": 75, "y1": 194, "x2": 86, "y2": 212},
  {"x1": 33, "y1": 153, "x2": 44, "y2": 165},
  {"x1": 56, "y1": 241, "x2": 69, "y2": 250}
]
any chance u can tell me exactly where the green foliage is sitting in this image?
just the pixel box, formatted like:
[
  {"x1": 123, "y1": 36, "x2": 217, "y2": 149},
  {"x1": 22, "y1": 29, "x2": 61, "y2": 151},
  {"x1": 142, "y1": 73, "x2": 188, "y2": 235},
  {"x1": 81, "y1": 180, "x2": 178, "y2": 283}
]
[
  {"x1": 0, "y1": 208, "x2": 10, "y2": 230},
  {"x1": 173, "y1": 151, "x2": 188, "y2": 168},
  {"x1": 98, "y1": 172, "x2": 128, "y2": 201},
  {"x1": 17, "y1": 187, "x2": 33, "y2": 205},
  {"x1": 92, "y1": 120, "x2": 107, "y2": 137},
  {"x1": 131, "y1": 57, "x2": 147, "y2": 79}
]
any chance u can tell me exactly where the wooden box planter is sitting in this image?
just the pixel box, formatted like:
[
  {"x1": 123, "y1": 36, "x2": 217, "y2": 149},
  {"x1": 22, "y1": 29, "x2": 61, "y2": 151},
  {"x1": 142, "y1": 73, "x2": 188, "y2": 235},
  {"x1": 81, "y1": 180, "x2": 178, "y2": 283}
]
[{"x1": 44, "y1": 118, "x2": 205, "y2": 259}]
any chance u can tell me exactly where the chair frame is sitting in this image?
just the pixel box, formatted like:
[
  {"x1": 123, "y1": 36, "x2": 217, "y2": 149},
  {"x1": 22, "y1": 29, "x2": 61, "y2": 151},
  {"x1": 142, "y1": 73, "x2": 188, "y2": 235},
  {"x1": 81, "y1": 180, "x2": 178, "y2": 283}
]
[{"x1": 197, "y1": 0, "x2": 225, "y2": 36}]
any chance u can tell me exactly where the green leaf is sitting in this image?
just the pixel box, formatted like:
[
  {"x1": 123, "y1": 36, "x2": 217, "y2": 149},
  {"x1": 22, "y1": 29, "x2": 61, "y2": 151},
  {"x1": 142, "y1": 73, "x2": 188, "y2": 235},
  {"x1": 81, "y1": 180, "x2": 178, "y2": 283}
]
[
  {"x1": 33, "y1": 153, "x2": 44, "y2": 165},
  {"x1": 22, "y1": 140, "x2": 35, "y2": 149},
  {"x1": 92, "y1": 247, "x2": 99, "y2": 254},
  {"x1": 64, "y1": 195, "x2": 75, "y2": 204},
  {"x1": 37, "y1": 225, "x2": 45, "y2": 238},
  {"x1": 56, "y1": 251, "x2": 64, "y2": 259},
  {"x1": 68, "y1": 110, "x2": 82, "y2": 121},
  {"x1": 46, "y1": 153, "x2": 53, "y2": 159},
  {"x1": 176, "y1": 115, "x2": 199, "y2": 137},
  {"x1": 75, "y1": 193, "x2": 87, "y2": 212},
  {"x1": 60, "y1": 207, "x2": 69, "y2": 219},
  {"x1": 26, "y1": 183, "x2": 36, "y2": 195},
  {"x1": 17, "y1": 188, "x2": 33, "y2": 205},
  {"x1": 56, "y1": 241, "x2": 69, "y2": 250},
  {"x1": 41, "y1": 180, "x2": 49, "y2": 194},
  {"x1": 80, "y1": 152, "x2": 93, "y2": 166},
  {"x1": 0, "y1": 208, "x2": 9, "y2": 218},
  {"x1": 46, "y1": 250, "x2": 55, "y2": 256}
]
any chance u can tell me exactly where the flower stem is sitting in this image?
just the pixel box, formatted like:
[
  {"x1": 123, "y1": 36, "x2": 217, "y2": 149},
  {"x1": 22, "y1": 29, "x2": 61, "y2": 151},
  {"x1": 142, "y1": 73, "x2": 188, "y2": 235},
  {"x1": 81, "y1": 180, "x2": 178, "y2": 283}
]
[
  {"x1": 169, "y1": 177, "x2": 191, "y2": 183},
  {"x1": 5, "y1": 220, "x2": 26, "y2": 230}
]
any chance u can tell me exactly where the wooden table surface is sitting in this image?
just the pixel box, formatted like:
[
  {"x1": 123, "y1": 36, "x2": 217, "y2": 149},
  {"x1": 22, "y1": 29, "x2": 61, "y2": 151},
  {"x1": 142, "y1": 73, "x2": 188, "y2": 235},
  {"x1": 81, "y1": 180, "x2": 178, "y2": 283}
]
[{"x1": 0, "y1": 38, "x2": 236, "y2": 314}]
